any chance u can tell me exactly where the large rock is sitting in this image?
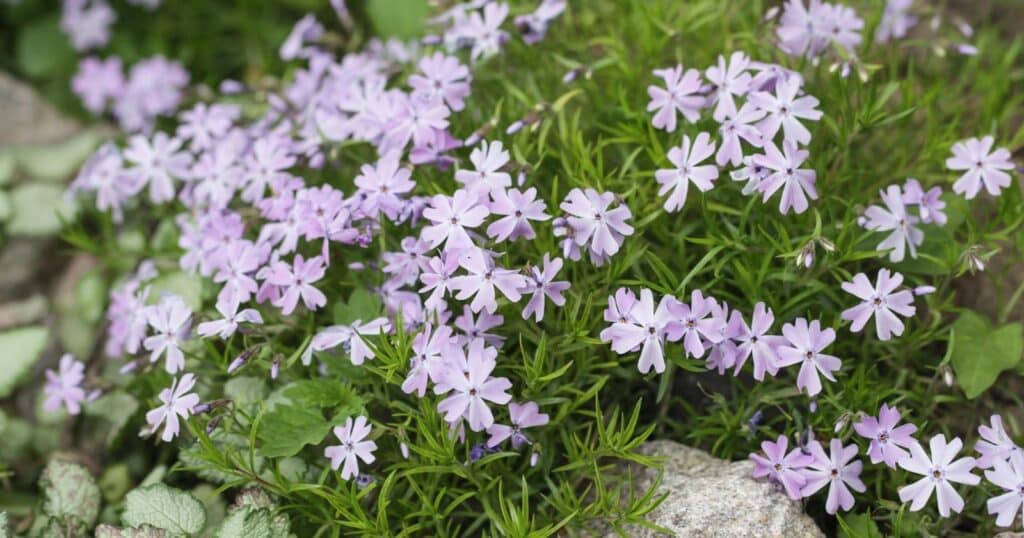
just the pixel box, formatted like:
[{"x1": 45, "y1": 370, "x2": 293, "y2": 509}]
[{"x1": 609, "y1": 440, "x2": 823, "y2": 538}]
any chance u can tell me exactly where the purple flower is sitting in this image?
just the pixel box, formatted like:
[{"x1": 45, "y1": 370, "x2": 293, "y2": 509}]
[
  {"x1": 123, "y1": 132, "x2": 193, "y2": 204},
  {"x1": 560, "y1": 188, "x2": 634, "y2": 264},
  {"x1": 409, "y1": 52, "x2": 472, "y2": 111},
  {"x1": 72, "y1": 57, "x2": 125, "y2": 114},
  {"x1": 729, "y1": 302, "x2": 783, "y2": 381},
  {"x1": 421, "y1": 190, "x2": 490, "y2": 251},
  {"x1": 655, "y1": 132, "x2": 719, "y2": 212},
  {"x1": 976, "y1": 415, "x2": 1022, "y2": 469},
  {"x1": 705, "y1": 52, "x2": 752, "y2": 122},
  {"x1": 776, "y1": 317, "x2": 841, "y2": 396},
  {"x1": 450, "y1": 249, "x2": 528, "y2": 314},
  {"x1": 985, "y1": 450, "x2": 1024, "y2": 527},
  {"x1": 61, "y1": 0, "x2": 115, "y2": 51},
  {"x1": 902, "y1": 178, "x2": 947, "y2": 225},
  {"x1": 801, "y1": 439, "x2": 866, "y2": 514},
  {"x1": 667, "y1": 290, "x2": 725, "y2": 359},
  {"x1": 602, "y1": 288, "x2": 681, "y2": 375},
  {"x1": 514, "y1": 0, "x2": 565, "y2": 44},
  {"x1": 748, "y1": 76, "x2": 821, "y2": 146},
  {"x1": 197, "y1": 291, "x2": 263, "y2": 340},
  {"x1": 266, "y1": 254, "x2": 327, "y2": 315},
  {"x1": 876, "y1": 0, "x2": 918, "y2": 43},
  {"x1": 402, "y1": 324, "x2": 458, "y2": 397},
  {"x1": 304, "y1": 318, "x2": 391, "y2": 366},
  {"x1": 750, "y1": 434, "x2": 813, "y2": 500},
  {"x1": 647, "y1": 64, "x2": 704, "y2": 132},
  {"x1": 242, "y1": 137, "x2": 297, "y2": 203},
  {"x1": 355, "y1": 154, "x2": 415, "y2": 221},
  {"x1": 212, "y1": 240, "x2": 266, "y2": 303},
  {"x1": 455, "y1": 306, "x2": 505, "y2": 348},
  {"x1": 777, "y1": 1, "x2": 863, "y2": 58},
  {"x1": 177, "y1": 103, "x2": 240, "y2": 152},
  {"x1": 898, "y1": 434, "x2": 980, "y2": 517},
  {"x1": 435, "y1": 341, "x2": 513, "y2": 431},
  {"x1": 324, "y1": 416, "x2": 378, "y2": 481},
  {"x1": 753, "y1": 140, "x2": 817, "y2": 215},
  {"x1": 386, "y1": 93, "x2": 451, "y2": 151},
  {"x1": 862, "y1": 184, "x2": 923, "y2": 263},
  {"x1": 730, "y1": 155, "x2": 771, "y2": 196},
  {"x1": 840, "y1": 269, "x2": 916, "y2": 341},
  {"x1": 145, "y1": 373, "x2": 200, "y2": 442},
  {"x1": 419, "y1": 252, "x2": 461, "y2": 310},
  {"x1": 486, "y1": 401, "x2": 550, "y2": 449},
  {"x1": 455, "y1": 140, "x2": 512, "y2": 198},
  {"x1": 280, "y1": 14, "x2": 324, "y2": 61},
  {"x1": 143, "y1": 295, "x2": 193, "y2": 374},
  {"x1": 486, "y1": 187, "x2": 550, "y2": 242},
  {"x1": 716, "y1": 102, "x2": 766, "y2": 167},
  {"x1": 520, "y1": 254, "x2": 569, "y2": 322},
  {"x1": 852, "y1": 403, "x2": 918, "y2": 467},
  {"x1": 946, "y1": 136, "x2": 1015, "y2": 199},
  {"x1": 43, "y1": 354, "x2": 87, "y2": 415}
]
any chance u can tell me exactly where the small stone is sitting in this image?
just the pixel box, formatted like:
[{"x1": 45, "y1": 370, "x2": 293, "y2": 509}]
[{"x1": 605, "y1": 440, "x2": 823, "y2": 538}]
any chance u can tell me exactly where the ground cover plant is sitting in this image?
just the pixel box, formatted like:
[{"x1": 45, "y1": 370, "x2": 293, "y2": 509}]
[{"x1": 1, "y1": 0, "x2": 1024, "y2": 536}]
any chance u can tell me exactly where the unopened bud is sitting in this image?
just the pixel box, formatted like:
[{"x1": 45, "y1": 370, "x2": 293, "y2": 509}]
[
  {"x1": 505, "y1": 121, "x2": 524, "y2": 135},
  {"x1": 942, "y1": 365, "x2": 954, "y2": 387},
  {"x1": 913, "y1": 286, "x2": 936, "y2": 296},
  {"x1": 530, "y1": 451, "x2": 540, "y2": 467},
  {"x1": 400, "y1": 442, "x2": 410, "y2": 459},
  {"x1": 206, "y1": 415, "x2": 223, "y2": 435},
  {"x1": 270, "y1": 358, "x2": 281, "y2": 380}
]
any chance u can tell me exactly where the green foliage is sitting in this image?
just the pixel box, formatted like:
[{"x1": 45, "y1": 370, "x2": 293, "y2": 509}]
[
  {"x1": 121, "y1": 484, "x2": 207, "y2": 536},
  {"x1": 256, "y1": 405, "x2": 334, "y2": 459},
  {"x1": 0, "y1": 325, "x2": 49, "y2": 398},
  {"x1": 949, "y1": 311, "x2": 1024, "y2": 398},
  {"x1": 365, "y1": 0, "x2": 429, "y2": 39},
  {"x1": 38, "y1": 459, "x2": 102, "y2": 534}
]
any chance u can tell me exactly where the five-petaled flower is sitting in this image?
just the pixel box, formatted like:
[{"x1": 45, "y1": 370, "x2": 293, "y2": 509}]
[
  {"x1": 647, "y1": 64, "x2": 703, "y2": 132},
  {"x1": 435, "y1": 340, "x2": 513, "y2": 431},
  {"x1": 898, "y1": 434, "x2": 980, "y2": 517},
  {"x1": 852, "y1": 403, "x2": 918, "y2": 468},
  {"x1": 840, "y1": 269, "x2": 916, "y2": 341},
  {"x1": 654, "y1": 132, "x2": 719, "y2": 212},
  {"x1": 775, "y1": 317, "x2": 841, "y2": 396},
  {"x1": 145, "y1": 373, "x2": 201, "y2": 442},
  {"x1": 946, "y1": 136, "x2": 1015, "y2": 199},
  {"x1": 325, "y1": 415, "x2": 378, "y2": 481},
  {"x1": 801, "y1": 439, "x2": 866, "y2": 514},
  {"x1": 43, "y1": 354, "x2": 87, "y2": 415},
  {"x1": 486, "y1": 401, "x2": 550, "y2": 449},
  {"x1": 750, "y1": 434, "x2": 813, "y2": 500}
]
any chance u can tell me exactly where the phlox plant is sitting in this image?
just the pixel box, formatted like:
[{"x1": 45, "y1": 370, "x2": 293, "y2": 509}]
[{"x1": 14, "y1": 0, "x2": 1024, "y2": 536}]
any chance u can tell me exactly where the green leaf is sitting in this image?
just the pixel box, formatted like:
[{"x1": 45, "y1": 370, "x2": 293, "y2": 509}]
[
  {"x1": 15, "y1": 130, "x2": 103, "y2": 181},
  {"x1": 949, "y1": 311, "x2": 1024, "y2": 399},
  {"x1": 122, "y1": 484, "x2": 207, "y2": 536},
  {"x1": 257, "y1": 406, "x2": 331, "y2": 458},
  {"x1": 332, "y1": 288, "x2": 383, "y2": 325},
  {"x1": 365, "y1": 0, "x2": 428, "y2": 39},
  {"x1": 16, "y1": 15, "x2": 76, "y2": 78},
  {"x1": 0, "y1": 325, "x2": 50, "y2": 397},
  {"x1": 224, "y1": 377, "x2": 269, "y2": 407},
  {"x1": 0, "y1": 191, "x2": 11, "y2": 223},
  {"x1": 39, "y1": 459, "x2": 101, "y2": 532},
  {"x1": 283, "y1": 379, "x2": 363, "y2": 412},
  {"x1": 7, "y1": 183, "x2": 78, "y2": 236},
  {"x1": 215, "y1": 505, "x2": 292, "y2": 538},
  {"x1": 838, "y1": 513, "x2": 882, "y2": 538},
  {"x1": 85, "y1": 391, "x2": 140, "y2": 447},
  {"x1": 95, "y1": 524, "x2": 171, "y2": 537},
  {"x1": 147, "y1": 271, "x2": 204, "y2": 311}
]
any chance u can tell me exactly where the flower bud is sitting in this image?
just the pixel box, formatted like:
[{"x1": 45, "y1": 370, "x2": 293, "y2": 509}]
[
  {"x1": 530, "y1": 451, "x2": 540, "y2": 467},
  {"x1": 913, "y1": 286, "x2": 936, "y2": 296},
  {"x1": 206, "y1": 415, "x2": 223, "y2": 435},
  {"x1": 400, "y1": 442, "x2": 410, "y2": 459},
  {"x1": 270, "y1": 358, "x2": 281, "y2": 380}
]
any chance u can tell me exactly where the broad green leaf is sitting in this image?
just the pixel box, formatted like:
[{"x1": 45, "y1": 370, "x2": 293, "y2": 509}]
[
  {"x1": 365, "y1": 0, "x2": 428, "y2": 39},
  {"x1": 283, "y1": 379, "x2": 363, "y2": 412},
  {"x1": 95, "y1": 524, "x2": 171, "y2": 537},
  {"x1": 15, "y1": 130, "x2": 103, "y2": 181},
  {"x1": 122, "y1": 484, "x2": 207, "y2": 536},
  {"x1": 225, "y1": 377, "x2": 269, "y2": 406},
  {"x1": 257, "y1": 406, "x2": 331, "y2": 458},
  {"x1": 16, "y1": 15, "x2": 76, "y2": 78},
  {"x1": 0, "y1": 325, "x2": 50, "y2": 397},
  {"x1": 99, "y1": 464, "x2": 132, "y2": 504},
  {"x1": 147, "y1": 271, "x2": 204, "y2": 311},
  {"x1": 333, "y1": 288, "x2": 383, "y2": 325},
  {"x1": 215, "y1": 505, "x2": 292, "y2": 538},
  {"x1": 39, "y1": 460, "x2": 101, "y2": 531},
  {"x1": 949, "y1": 311, "x2": 1024, "y2": 399},
  {"x1": 85, "y1": 391, "x2": 140, "y2": 447},
  {"x1": 7, "y1": 183, "x2": 78, "y2": 236},
  {"x1": 838, "y1": 512, "x2": 882, "y2": 538}
]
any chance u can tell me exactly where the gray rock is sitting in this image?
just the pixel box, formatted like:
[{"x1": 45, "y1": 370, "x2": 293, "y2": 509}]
[
  {"x1": 608, "y1": 440, "x2": 823, "y2": 538},
  {"x1": 0, "y1": 73, "x2": 79, "y2": 147}
]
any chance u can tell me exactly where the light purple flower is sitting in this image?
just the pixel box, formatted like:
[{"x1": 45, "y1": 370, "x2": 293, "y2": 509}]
[
  {"x1": 852, "y1": 403, "x2": 918, "y2": 467},
  {"x1": 902, "y1": 178, "x2": 947, "y2": 226},
  {"x1": 655, "y1": 132, "x2": 719, "y2": 212},
  {"x1": 280, "y1": 14, "x2": 324, "y2": 60},
  {"x1": 455, "y1": 140, "x2": 512, "y2": 197},
  {"x1": 976, "y1": 415, "x2": 1022, "y2": 469},
  {"x1": 72, "y1": 57, "x2": 125, "y2": 114},
  {"x1": 776, "y1": 318, "x2": 841, "y2": 396},
  {"x1": 667, "y1": 290, "x2": 725, "y2": 359},
  {"x1": 145, "y1": 373, "x2": 200, "y2": 442},
  {"x1": 123, "y1": 132, "x2": 193, "y2": 204},
  {"x1": 716, "y1": 102, "x2": 766, "y2": 167},
  {"x1": 197, "y1": 292, "x2": 263, "y2": 339},
  {"x1": 729, "y1": 302, "x2": 783, "y2": 381},
  {"x1": 840, "y1": 269, "x2": 916, "y2": 341},
  {"x1": 946, "y1": 136, "x2": 1015, "y2": 199},
  {"x1": 748, "y1": 76, "x2": 821, "y2": 146},
  {"x1": 486, "y1": 187, "x2": 550, "y2": 242},
  {"x1": 324, "y1": 416, "x2": 378, "y2": 481},
  {"x1": 560, "y1": 188, "x2": 634, "y2": 263},
  {"x1": 421, "y1": 190, "x2": 490, "y2": 251},
  {"x1": 487, "y1": 401, "x2": 550, "y2": 449},
  {"x1": 602, "y1": 288, "x2": 681, "y2": 375},
  {"x1": 435, "y1": 340, "x2": 513, "y2": 431},
  {"x1": 143, "y1": 295, "x2": 193, "y2": 374},
  {"x1": 862, "y1": 184, "x2": 923, "y2": 262},
  {"x1": 402, "y1": 324, "x2": 458, "y2": 397},
  {"x1": 61, "y1": 0, "x2": 115, "y2": 51},
  {"x1": 43, "y1": 354, "x2": 87, "y2": 415},
  {"x1": 266, "y1": 254, "x2": 327, "y2": 315},
  {"x1": 647, "y1": 64, "x2": 704, "y2": 132},
  {"x1": 985, "y1": 450, "x2": 1024, "y2": 527},
  {"x1": 419, "y1": 251, "x2": 461, "y2": 311},
  {"x1": 386, "y1": 93, "x2": 451, "y2": 151},
  {"x1": 876, "y1": 0, "x2": 918, "y2": 43},
  {"x1": 355, "y1": 154, "x2": 415, "y2": 221},
  {"x1": 177, "y1": 103, "x2": 239, "y2": 153},
  {"x1": 514, "y1": 0, "x2": 565, "y2": 44},
  {"x1": 705, "y1": 52, "x2": 752, "y2": 122},
  {"x1": 801, "y1": 439, "x2": 866, "y2": 514},
  {"x1": 449, "y1": 249, "x2": 528, "y2": 314},
  {"x1": 465, "y1": 2, "x2": 510, "y2": 61},
  {"x1": 750, "y1": 434, "x2": 814, "y2": 500},
  {"x1": 898, "y1": 434, "x2": 980, "y2": 517},
  {"x1": 730, "y1": 155, "x2": 771, "y2": 196},
  {"x1": 303, "y1": 318, "x2": 391, "y2": 366},
  {"x1": 753, "y1": 140, "x2": 817, "y2": 215},
  {"x1": 520, "y1": 254, "x2": 569, "y2": 322},
  {"x1": 409, "y1": 52, "x2": 472, "y2": 111},
  {"x1": 454, "y1": 306, "x2": 505, "y2": 348}
]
